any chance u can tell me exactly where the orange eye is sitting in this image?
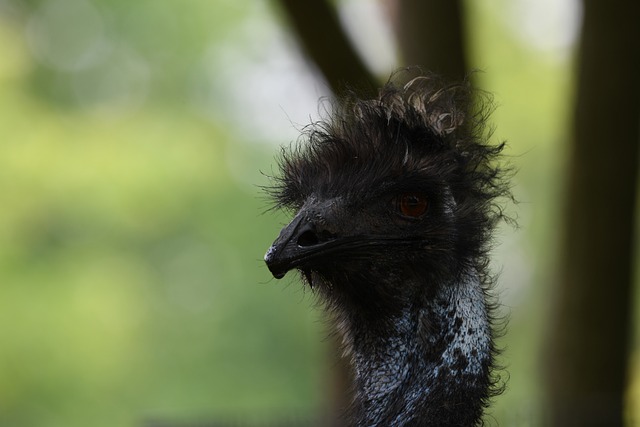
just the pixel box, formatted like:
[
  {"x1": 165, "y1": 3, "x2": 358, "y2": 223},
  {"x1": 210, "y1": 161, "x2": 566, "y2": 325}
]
[{"x1": 398, "y1": 193, "x2": 429, "y2": 218}]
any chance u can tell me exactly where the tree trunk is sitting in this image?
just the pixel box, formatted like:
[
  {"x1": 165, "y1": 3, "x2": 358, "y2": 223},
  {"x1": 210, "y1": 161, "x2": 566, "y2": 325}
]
[
  {"x1": 547, "y1": 1, "x2": 640, "y2": 425},
  {"x1": 394, "y1": 0, "x2": 468, "y2": 79}
]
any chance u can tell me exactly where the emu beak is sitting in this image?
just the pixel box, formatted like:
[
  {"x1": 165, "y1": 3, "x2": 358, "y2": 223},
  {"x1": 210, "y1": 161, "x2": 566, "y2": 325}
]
[
  {"x1": 264, "y1": 213, "x2": 336, "y2": 279},
  {"x1": 264, "y1": 214, "x2": 309, "y2": 279}
]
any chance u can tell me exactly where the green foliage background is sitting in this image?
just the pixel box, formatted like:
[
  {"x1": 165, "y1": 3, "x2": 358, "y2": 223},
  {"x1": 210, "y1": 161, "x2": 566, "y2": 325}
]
[
  {"x1": 0, "y1": 2, "x2": 327, "y2": 425},
  {"x1": 0, "y1": 0, "x2": 637, "y2": 426}
]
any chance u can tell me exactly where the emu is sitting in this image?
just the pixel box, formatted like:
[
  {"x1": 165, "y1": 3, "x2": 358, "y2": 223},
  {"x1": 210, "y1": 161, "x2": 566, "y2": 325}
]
[{"x1": 264, "y1": 72, "x2": 509, "y2": 426}]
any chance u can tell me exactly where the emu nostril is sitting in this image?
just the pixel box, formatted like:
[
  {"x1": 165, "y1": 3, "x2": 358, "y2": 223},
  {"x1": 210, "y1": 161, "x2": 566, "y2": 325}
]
[{"x1": 297, "y1": 230, "x2": 319, "y2": 247}]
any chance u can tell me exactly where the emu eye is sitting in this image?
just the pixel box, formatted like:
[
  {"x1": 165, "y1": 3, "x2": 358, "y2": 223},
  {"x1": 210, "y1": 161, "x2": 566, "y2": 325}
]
[{"x1": 397, "y1": 193, "x2": 429, "y2": 218}]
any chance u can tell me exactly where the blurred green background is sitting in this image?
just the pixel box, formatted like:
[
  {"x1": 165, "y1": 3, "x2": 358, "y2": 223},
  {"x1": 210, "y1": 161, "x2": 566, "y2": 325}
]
[{"x1": 0, "y1": 0, "x2": 637, "y2": 426}]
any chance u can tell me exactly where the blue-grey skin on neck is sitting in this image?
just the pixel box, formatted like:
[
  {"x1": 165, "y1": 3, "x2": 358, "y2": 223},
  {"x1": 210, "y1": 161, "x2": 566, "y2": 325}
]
[{"x1": 341, "y1": 272, "x2": 491, "y2": 426}]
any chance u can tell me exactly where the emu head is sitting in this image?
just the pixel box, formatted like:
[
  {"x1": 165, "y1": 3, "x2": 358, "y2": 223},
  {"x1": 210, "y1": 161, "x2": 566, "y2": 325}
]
[{"x1": 265, "y1": 74, "x2": 506, "y2": 320}]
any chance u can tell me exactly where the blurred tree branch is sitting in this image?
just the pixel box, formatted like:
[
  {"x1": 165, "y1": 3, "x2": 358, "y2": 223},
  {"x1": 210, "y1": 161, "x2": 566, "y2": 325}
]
[
  {"x1": 548, "y1": 0, "x2": 640, "y2": 424},
  {"x1": 276, "y1": 0, "x2": 379, "y2": 96}
]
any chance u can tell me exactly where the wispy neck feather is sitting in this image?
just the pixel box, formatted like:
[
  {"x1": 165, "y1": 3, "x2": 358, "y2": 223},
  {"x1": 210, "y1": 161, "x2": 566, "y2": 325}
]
[{"x1": 341, "y1": 271, "x2": 493, "y2": 426}]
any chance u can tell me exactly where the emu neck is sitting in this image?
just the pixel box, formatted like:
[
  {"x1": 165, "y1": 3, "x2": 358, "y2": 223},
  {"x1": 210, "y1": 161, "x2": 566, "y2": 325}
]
[{"x1": 342, "y1": 273, "x2": 492, "y2": 426}]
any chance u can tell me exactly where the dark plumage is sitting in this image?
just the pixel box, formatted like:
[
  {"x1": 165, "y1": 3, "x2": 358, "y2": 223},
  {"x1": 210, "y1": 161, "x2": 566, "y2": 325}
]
[{"x1": 264, "y1": 71, "x2": 510, "y2": 426}]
